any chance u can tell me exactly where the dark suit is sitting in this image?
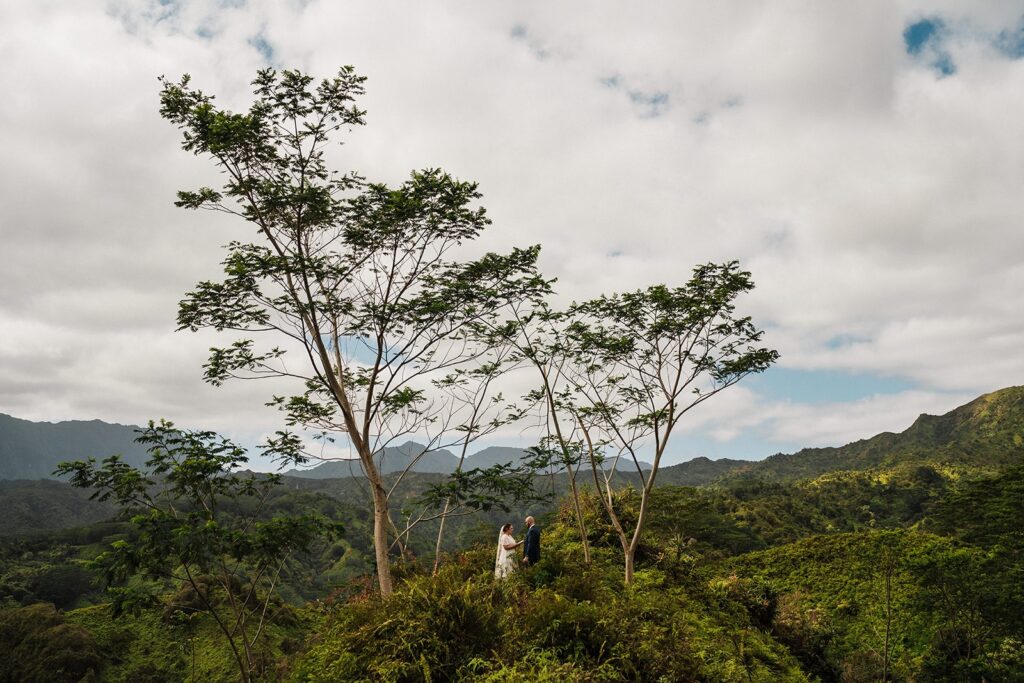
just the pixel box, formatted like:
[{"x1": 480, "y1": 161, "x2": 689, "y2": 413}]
[{"x1": 523, "y1": 524, "x2": 541, "y2": 565}]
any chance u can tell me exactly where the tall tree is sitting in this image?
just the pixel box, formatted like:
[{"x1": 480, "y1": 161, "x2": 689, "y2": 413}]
[
  {"x1": 564, "y1": 261, "x2": 777, "y2": 584},
  {"x1": 160, "y1": 68, "x2": 548, "y2": 596},
  {"x1": 56, "y1": 421, "x2": 333, "y2": 683}
]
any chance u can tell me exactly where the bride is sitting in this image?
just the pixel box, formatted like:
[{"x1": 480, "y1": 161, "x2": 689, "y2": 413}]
[{"x1": 494, "y1": 523, "x2": 523, "y2": 579}]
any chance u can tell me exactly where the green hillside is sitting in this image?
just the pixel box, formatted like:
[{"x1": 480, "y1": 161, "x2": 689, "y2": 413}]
[
  {"x1": 724, "y1": 386, "x2": 1024, "y2": 483},
  {"x1": 0, "y1": 480, "x2": 117, "y2": 536},
  {"x1": 1, "y1": 460, "x2": 1020, "y2": 681},
  {"x1": 656, "y1": 455, "x2": 750, "y2": 486}
]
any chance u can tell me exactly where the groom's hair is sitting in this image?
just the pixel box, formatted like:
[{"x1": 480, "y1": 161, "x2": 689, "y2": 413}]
[{"x1": 525, "y1": 516, "x2": 535, "y2": 525}]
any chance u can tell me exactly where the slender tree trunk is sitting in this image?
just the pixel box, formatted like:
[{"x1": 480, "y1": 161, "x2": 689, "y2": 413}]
[
  {"x1": 323, "y1": 352, "x2": 395, "y2": 598},
  {"x1": 582, "y1": 424, "x2": 630, "y2": 580},
  {"x1": 432, "y1": 497, "x2": 452, "y2": 575},
  {"x1": 565, "y1": 470, "x2": 590, "y2": 564},
  {"x1": 368, "y1": 476, "x2": 394, "y2": 597},
  {"x1": 537, "y1": 375, "x2": 591, "y2": 565},
  {"x1": 433, "y1": 426, "x2": 477, "y2": 574},
  {"x1": 184, "y1": 565, "x2": 250, "y2": 683},
  {"x1": 623, "y1": 488, "x2": 655, "y2": 586},
  {"x1": 882, "y1": 549, "x2": 894, "y2": 682},
  {"x1": 618, "y1": 433, "x2": 667, "y2": 587},
  {"x1": 222, "y1": 567, "x2": 255, "y2": 678}
]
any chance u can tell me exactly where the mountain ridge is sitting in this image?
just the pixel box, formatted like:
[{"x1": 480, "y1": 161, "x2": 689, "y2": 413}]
[
  {"x1": 3, "y1": 386, "x2": 1022, "y2": 484},
  {"x1": 719, "y1": 385, "x2": 1024, "y2": 483},
  {"x1": 283, "y1": 442, "x2": 655, "y2": 479},
  {"x1": 0, "y1": 413, "x2": 151, "y2": 480}
]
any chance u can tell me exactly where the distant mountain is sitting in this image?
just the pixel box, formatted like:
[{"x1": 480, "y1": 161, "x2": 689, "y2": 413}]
[
  {"x1": 0, "y1": 413, "x2": 150, "y2": 480},
  {"x1": 469, "y1": 446, "x2": 656, "y2": 472},
  {"x1": 467, "y1": 446, "x2": 537, "y2": 469},
  {"x1": 287, "y1": 442, "x2": 462, "y2": 478},
  {"x1": 722, "y1": 386, "x2": 1024, "y2": 483},
  {"x1": 7, "y1": 385, "x2": 1021, "y2": 488},
  {"x1": 657, "y1": 456, "x2": 750, "y2": 486},
  {"x1": 286, "y1": 442, "x2": 655, "y2": 479}
]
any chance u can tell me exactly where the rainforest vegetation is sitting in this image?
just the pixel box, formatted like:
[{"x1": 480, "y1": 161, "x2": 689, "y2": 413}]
[{"x1": 1, "y1": 389, "x2": 1022, "y2": 681}]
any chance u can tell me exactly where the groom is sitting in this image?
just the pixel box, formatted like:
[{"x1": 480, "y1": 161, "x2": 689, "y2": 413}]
[{"x1": 522, "y1": 515, "x2": 541, "y2": 566}]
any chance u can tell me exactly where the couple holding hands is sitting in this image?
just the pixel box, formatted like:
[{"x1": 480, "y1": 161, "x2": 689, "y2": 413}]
[{"x1": 494, "y1": 515, "x2": 540, "y2": 579}]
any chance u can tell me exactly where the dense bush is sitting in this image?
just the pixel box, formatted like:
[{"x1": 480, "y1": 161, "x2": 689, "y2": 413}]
[
  {"x1": 290, "y1": 532, "x2": 808, "y2": 682},
  {"x1": 28, "y1": 564, "x2": 97, "y2": 610},
  {"x1": 0, "y1": 603, "x2": 101, "y2": 682}
]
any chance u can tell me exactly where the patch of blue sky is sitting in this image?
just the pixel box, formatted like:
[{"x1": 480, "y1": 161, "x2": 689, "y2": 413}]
[
  {"x1": 323, "y1": 333, "x2": 401, "y2": 367},
  {"x1": 903, "y1": 17, "x2": 956, "y2": 76},
  {"x1": 931, "y1": 52, "x2": 955, "y2": 76},
  {"x1": 824, "y1": 333, "x2": 870, "y2": 350},
  {"x1": 249, "y1": 34, "x2": 274, "y2": 64},
  {"x1": 745, "y1": 367, "x2": 914, "y2": 406},
  {"x1": 903, "y1": 17, "x2": 942, "y2": 54},
  {"x1": 995, "y1": 20, "x2": 1024, "y2": 59}
]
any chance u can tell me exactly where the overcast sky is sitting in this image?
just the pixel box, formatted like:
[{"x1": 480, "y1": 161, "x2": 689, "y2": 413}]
[{"x1": 2, "y1": 0, "x2": 1023, "y2": 468}]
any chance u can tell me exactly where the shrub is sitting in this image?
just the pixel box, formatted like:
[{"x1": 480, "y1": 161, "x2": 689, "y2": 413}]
[
  {"x1": 0, "y1": 603, "x2": 101, "y2": 682},
  {"x1": 27, "y1": 564, "x2": 98, "y2": 610},
  {"x1": 292, "y1": 566, "x2": 505, "y2": 682}
]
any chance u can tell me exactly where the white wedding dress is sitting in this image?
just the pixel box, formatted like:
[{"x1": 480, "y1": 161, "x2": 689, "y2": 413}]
[{"x1": 494, "y1": 532, "x2": 517, "y2": 579}]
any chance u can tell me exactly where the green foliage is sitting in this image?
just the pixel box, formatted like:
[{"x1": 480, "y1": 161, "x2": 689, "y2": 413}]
[
  {"x1": 0, "y1": 527, "x2": 114, "y2": 609},
  {"x1": 0, "y1": 434, "x2": 1019, "y2": 681},
  {"x1": 24, "y1": 564, "x2": 96, "y2": 610},
  {"x1": 291, "y1": 524, "x2": 809, "y2": 682},
  {"x1": 927, "y1": 462, "x2": 1024, "y2": 548},
  {"x1": 56, "y1": 420, "x2": 339, "y2": 682},
  {"x1": 0, "y1": 603, "x2": 101, "y2": 682},
  {"x1": 419, "y1": 460, "x2": 549, "y2": 514},
  {"x1": 726, "y1": 529, "x2": 1024, "y2": 681},
  {"x1": 66, "y1": 601, "x2": 307, "y2": 683}
]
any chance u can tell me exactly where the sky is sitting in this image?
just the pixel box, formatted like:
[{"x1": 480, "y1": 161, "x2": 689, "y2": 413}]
[{"x1": 2, "y1": 0, "x2": 1024, "y2": 469}]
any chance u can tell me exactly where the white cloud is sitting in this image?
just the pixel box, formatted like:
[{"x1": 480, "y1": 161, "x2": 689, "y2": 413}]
[
  {"x1": 759, "y1": 390, "x2": 976, "y2": 448},
  {"x1": 2, "y1": 0, "x2": 1024, "y2": 466}
]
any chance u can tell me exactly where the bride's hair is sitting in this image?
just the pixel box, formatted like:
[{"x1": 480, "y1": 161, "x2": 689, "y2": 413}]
[{"x1": 501, "y1": 523, "x2": 513, "y2": 534}]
